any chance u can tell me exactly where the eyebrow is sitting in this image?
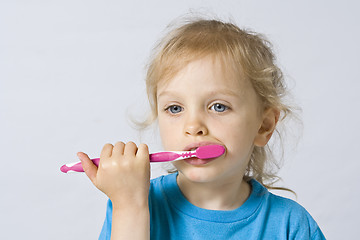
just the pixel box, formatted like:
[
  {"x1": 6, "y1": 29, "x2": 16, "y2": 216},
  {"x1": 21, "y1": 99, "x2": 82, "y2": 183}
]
[
  {"x1": 212, "y1": 89, "x2": 240, "y2": 97},
  {"x1": 157, "y1": 89, "x2": 240, "y2": 98}
]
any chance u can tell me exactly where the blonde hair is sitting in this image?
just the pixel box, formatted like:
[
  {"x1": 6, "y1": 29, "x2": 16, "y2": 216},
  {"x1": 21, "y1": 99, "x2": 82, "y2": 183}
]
[{"x1": 141, "y1": 17, "x2": 298, "y2": 191}]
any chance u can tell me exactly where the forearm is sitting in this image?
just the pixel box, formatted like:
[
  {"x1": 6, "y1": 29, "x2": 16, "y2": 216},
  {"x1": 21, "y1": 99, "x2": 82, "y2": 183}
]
[{"x1": 111, "y1": 204, "x2": 150, "y2": 240}]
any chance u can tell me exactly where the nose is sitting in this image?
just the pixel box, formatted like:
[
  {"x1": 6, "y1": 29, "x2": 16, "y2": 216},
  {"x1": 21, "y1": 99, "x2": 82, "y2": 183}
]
[{"x1": 184, "y1": 113, "x2": 208, "y2": 136}]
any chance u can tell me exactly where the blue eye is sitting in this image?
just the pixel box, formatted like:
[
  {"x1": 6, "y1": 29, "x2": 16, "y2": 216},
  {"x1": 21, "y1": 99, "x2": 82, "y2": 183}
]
[
  {"x1": 166, "y1": 105, "x2": 183, "y2": 114},
  {"x1": 211, "y1": 103, "x2": 228, "y2": 112}
]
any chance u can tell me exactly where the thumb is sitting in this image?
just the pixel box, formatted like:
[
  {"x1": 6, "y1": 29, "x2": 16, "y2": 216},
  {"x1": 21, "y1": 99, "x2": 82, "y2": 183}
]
[{"x1": 77, "y1": 152, "x2": 98, "y2": 184}]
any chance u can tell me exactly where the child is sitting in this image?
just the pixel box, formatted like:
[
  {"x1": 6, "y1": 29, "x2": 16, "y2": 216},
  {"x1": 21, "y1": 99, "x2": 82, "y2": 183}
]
[{"x1": 78, "y1": 17, "x2": 326, "y2": 239}]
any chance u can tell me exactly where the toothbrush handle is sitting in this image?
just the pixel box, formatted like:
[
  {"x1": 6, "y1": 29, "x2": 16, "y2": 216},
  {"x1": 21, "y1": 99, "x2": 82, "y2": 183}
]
[
  {"x1": 61, "y1": 145, "x2": 225, "y2": 173},
  {"x1": 149, "y1": 152, "x2": 181, "y2": 162},
  {"x1": 60, "y1": 158, "x2": 100, "y2": 173},
  {"x1": 89, "y1": 153, "x2": 182, "y2": 164},
  {"x1": 60, "y1": 152, "x2": 182, "y2": 173}
]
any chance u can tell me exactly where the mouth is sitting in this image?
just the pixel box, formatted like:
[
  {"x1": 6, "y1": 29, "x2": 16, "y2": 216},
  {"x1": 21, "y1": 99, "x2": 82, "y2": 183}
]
[
  {"x1": 183, "y1": 141, "x2": 220, "y2": 151},
  {"x1": 181, "y1": 142, "x2": 225, "y2": 166},
  {"x1": 183, "y1": 157, "x2": 216, "y2": 166}
]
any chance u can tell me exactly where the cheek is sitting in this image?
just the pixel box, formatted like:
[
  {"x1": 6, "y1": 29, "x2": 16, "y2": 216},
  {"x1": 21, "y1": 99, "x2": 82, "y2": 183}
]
[
  {"x1": 158, "y1": 118, "x2": 180, "y2": 150},
  {"x1": 212, "y1": 117, "x2": 258, "y2": 150},
  {"x1": 158, "y1": 119, "x2": 169, "y2": 143}
]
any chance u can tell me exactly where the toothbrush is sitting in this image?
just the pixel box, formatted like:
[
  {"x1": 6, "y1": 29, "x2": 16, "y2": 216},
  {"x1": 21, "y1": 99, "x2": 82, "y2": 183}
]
[{"x1": 60, "y1": 144, "x2": 225, "y2": 173}]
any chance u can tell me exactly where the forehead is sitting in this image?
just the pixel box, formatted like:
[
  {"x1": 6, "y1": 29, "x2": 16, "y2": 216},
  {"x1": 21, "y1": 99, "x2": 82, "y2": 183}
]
[{"x1": 157, "y1": 55, "x2": 251, "y2": 96}]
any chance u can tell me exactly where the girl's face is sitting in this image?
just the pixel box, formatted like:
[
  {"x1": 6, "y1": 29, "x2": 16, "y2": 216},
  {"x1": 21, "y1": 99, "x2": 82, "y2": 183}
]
[{"x1": 157, "y1": 56, "x2": 266, "y2": 184}]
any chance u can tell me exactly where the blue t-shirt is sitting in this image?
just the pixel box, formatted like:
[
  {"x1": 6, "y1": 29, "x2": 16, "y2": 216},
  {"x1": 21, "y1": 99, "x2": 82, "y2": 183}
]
[{"x1": 99, "y1": 173, "x2": 326, "y2": 239}]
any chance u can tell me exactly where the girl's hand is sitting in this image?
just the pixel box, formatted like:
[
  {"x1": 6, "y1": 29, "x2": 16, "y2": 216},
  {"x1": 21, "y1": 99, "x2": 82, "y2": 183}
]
[{"x1": 77, "y1": 142, "x2": 151, "y2": 209}]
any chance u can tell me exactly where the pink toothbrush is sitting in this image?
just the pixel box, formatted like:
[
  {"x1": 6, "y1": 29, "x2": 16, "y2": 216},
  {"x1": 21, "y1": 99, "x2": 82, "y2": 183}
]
[{"x1": 60, "y1": 144, "x2": 225, "y2": 173}]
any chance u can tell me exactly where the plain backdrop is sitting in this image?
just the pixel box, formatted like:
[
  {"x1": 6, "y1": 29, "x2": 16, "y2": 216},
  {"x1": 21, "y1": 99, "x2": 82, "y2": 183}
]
[{"x1": 1, "y1": 0, "x2": 359, "y2": 239}]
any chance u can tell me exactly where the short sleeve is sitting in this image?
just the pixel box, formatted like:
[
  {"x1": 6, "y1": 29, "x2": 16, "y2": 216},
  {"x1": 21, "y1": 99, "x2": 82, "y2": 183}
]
[
  {"x1": 311, "y1": 227, "x2": 326, "y2": 240},
  {"x1": 98, "y1": 199, "x2": 113, "y2": 240}
]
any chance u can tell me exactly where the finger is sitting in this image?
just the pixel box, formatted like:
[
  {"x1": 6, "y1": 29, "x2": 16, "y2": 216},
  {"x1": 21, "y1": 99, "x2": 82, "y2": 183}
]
[
  {"x1": 100, "y1": 143, "x2": 114, "y2": 160},
  {"x1": 136, "y1": 143, "x2": 149, "y2": 160},
  {"x1": 77, "y1": 152, "x2": 98, "y2": 184},
  {"x1": 124, "y1": 141, "x2": 138, "y2": 156},
  {"x1": 112, "y1": 141, "x2": 125, "y2": 157}
]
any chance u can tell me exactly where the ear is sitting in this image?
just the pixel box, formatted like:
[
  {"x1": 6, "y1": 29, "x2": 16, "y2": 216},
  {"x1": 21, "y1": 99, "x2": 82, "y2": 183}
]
[{"x1": 254, "y1": 108, "x2": 280, "y2": 147}]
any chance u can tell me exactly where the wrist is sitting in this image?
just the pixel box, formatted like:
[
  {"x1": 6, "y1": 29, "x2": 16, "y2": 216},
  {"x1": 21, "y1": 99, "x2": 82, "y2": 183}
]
[
  {"x1": 111, "y1": 201, "x2": 150, "y2": 240},
  {"x1": 112, "y1": 199, "x2": 149, "y2": 212},
  {"x1": 112, "y1": 203, "x2": 150, "y2": 225}
]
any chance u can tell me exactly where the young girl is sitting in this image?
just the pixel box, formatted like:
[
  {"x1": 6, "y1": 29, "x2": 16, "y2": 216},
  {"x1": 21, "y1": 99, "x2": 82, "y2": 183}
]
[{"x1": 78, "y1": 18, "x2": 326, "y2": 239}]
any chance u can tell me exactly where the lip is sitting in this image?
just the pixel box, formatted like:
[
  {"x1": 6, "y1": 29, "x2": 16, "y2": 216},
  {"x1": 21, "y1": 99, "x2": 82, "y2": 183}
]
[
  {"x1": 184, "y1": 157, "x2": 217, "y2": 166},
  {"x1": 183, "y1": 141, "x2": 222, "y2": 151}
]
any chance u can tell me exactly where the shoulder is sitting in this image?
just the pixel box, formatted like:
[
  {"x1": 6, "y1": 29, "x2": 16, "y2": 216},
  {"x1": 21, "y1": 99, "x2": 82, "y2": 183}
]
[
  {"x1": 150, "y1": 173, "x2": 177, "y2": 192},
  {"x1": 258, "y1": 184, "x2": 325, "y2": 239},
  {"x1": 150, "y1": 173, "x2": 167, "y2": 187},
  {"x1": 149, "y1": 173, "x2": 176, "y2": 209},
  {"x1": 251, "y1": 180, "x2": 313, "y2": 219},
  {"x1": 149, "y1": 173, "x2": 171, "y2": 196},
  {"x1": 267, "y1": 192, "x2": 314, "y2": 223}
]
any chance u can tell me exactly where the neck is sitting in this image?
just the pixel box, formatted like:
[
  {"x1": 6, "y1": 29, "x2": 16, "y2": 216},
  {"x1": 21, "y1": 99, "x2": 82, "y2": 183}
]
[{"x1": 176, "y1": 173, "x2": 251, "y2": 210}]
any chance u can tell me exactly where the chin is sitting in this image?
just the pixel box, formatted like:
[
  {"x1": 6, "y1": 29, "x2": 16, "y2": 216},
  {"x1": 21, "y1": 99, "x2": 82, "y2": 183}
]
[{"x1": 177, "y1": 167, "x2": 220, "y2": 183}]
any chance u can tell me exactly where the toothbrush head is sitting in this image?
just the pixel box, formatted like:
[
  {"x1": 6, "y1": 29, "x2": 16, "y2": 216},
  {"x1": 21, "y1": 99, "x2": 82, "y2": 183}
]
[{"x1": 195, "y1": 144, "x2": 226, "y2": 159}]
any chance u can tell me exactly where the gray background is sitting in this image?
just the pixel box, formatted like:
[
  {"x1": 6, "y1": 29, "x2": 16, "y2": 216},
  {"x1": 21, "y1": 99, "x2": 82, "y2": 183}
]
[{"x1": 1, "y1": 0, "x2": 359, "y2": 239}]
